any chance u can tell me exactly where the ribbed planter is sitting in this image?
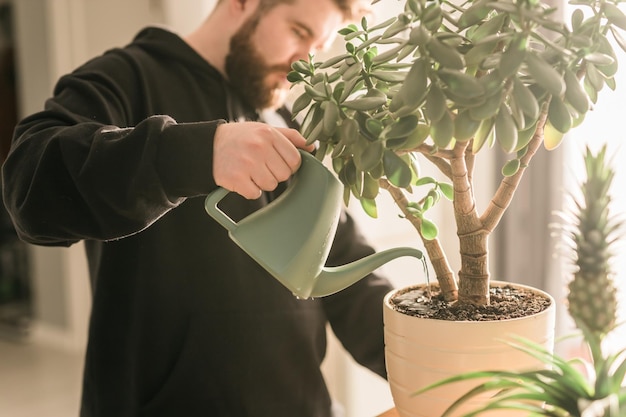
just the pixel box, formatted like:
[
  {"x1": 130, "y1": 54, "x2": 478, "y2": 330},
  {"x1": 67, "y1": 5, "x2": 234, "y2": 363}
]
[{"x1": 384, "y1": 281, "x2": 556, "y2": 417}]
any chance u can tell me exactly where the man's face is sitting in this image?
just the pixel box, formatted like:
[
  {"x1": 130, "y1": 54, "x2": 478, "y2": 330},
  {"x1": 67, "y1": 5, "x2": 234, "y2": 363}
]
[{"x1": 225, "y1": 0, "x2": 343, "y2": 110}]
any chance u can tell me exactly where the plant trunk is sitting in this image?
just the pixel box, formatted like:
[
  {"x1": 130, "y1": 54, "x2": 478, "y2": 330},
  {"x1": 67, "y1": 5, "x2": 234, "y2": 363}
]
[
  {"x1": 454, "y1": 109, "x2": 550, "y2": 305},
  {"x1": 450, "y1": 140, "x2": 491, "y2": 305}
]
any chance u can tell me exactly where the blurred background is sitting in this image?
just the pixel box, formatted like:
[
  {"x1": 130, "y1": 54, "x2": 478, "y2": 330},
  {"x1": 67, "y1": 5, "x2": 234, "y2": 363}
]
[{"x1": 0, "y1": 0, "x2": 624, "y2": 416}]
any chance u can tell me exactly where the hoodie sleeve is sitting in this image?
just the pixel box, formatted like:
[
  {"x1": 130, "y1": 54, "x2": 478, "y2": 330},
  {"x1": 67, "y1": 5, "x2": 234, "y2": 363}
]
[{"x1": 1, "y1": 53, "x2": 223, "y2": 246}]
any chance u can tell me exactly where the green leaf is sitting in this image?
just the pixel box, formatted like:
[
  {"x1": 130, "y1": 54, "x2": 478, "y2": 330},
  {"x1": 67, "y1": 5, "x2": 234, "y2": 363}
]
[
  {"x1": 469, "y1": 91, "x2": 502, "y2": 121},
  {"x1": 469, "y1": 13, "x2": 506, "y2": 42},
  {"x1": 422, "y1": 195, "x2": 434, "y2": 211},
  {"x1": 422, "y1": 3, "x2": 443, "y2": 31},
  {"x1": 457, "y1": 0, "x2": 491, "y2": 29},
  {"x1": 425, "y1": 85, "x2": 448, "y2": 122},
  {"x1": 438, "y1": 182, "x2": 454, "y2": 200},
  {"x1": 502, "y1": 158, "x2": 521, "y2": 176},
  {"x1": 585, "y1": 63, "x2": 605, "y2": 91},
  {"x1": 367, "y1": 16, "x2": 396, "y2": 32},
  {"x1": 516, "y1": 122, "x2": 537, "y2": 151},
  {"x1": 564, "y1": 70, "x2": 589, "y2": 114},
  {"x1": 354, "y1": 141, "x2": 384, "y2": 171},
  {"x1": 464, "y1": 42, "x2": 499, "y2": 68},
  {"x1": 495, "y1": 104, "x2": 518, "y2": 153},
  {"x1": 498, "y1": 34, "x2": 527, "y2": 79},
  {"x1": 472, "y1": 117, "x2": 495, "y2": 153},
  {"x1": 304, "y1": 82, "x2": 329, "y2": 100},
  {"x1": 381, "y1": 115, "x2": 419, "y2": 140},
  {"x1": 338, "y1": 24, "x2": 357, "y2": 36},
  {"x1": 339, "y1": 118, "x2": 359, "y2": 145},
  {"x1": 571, "y1": 8, "x2": 584, "y2": 30},
  {"x1": 420, "y1": 217, "x2": 439, "y2": 240},
  {"x1": 319, "y1": 53, "x2": 352, "y2": 69},
  {"x1": 512, "y1": 78, "x2": 540, "y2": 120},
  {"x1": 342, "y1": 61, "x2": 363, "y2": 80},
  {"x1": 415, "y1": 176, "x2": 436, "y2": 186},
  {"x1": 383, "y1": 150, "x2": 412, "y2": 188},
  {"x1": 381, "y1": 16, "x2": 411, "y2": 39},
  {"x1": 360, "y1": 197, "x2": 378, "y2": 218},
  {"x1": 339, "y1": 77, "x2": 360, "y2": 102},
  {"x1": 604, "y1": 3, "x2": 626, "y2": 31},
  {"x1": 548, "y1": 97, "x2": 572, "y2": 134},
  {"x1": 610, "y1": 26, "x2": 626, "y2": 54},
  {"x1": 544, "y1": 121, "x2": 565, "y2": 150},
  {"x1": 365, "y1": 118, "x2": 384, "y2": 137},
  {"x1": 431, "y1": 110, "x2": 454, "y2": 148},
  {"x1": 400, "y1": 124, "x2": 430, "y2": 150},
  {"x1": 339, "y1": 158, "x2": 357, "y2": 186},
  {"x1": 291, "y1": 92, "x2": 312, "y2": 116},
  {"x1": 361, "y1": 172, "x2": 379, "y2": 199},
  {"x1": 409, "y1": 25, "x2": 430, "y2": 46},
  {"x1": 291, "y1": 59, "x2": 312, "y2": 75},
  {"x1": 454, "y1": 109, "x2": 481, "y2": 141},
  {"x1": 323, "y1": 101, "x2": 340, "y2": 136},
  {"x1": 342, "y1": 95, "x2": 387, "y2": 111},
  {"x1": 370, "y1": 70, "x2": 408, "y2": 83},
  {"x1": 584, "y1": 52, "x2": 615, "y2": 67},
  {"x1": 507, "y1": 90, "x2": 525, "y2": 130},
  {"x1": 584, "y1": 75, "x2": 599, "y2": 104},
  {"x1": 426, "y1": 38, "x2": 465, "y2": 69},
  {"x1": 390, "y1": 57, "x2": 429, "y2": 114},
  {"x1": 596, "y1": 35, "x2": 619, "y2": 77},
  {"x1": 438, "y1": 69, "x2": 485, "y2": 99},
  {"x1": 287, "y1": 71, "x2": 304, "y2": 83},
  {"x1": 301, "y1": 99, "x2": 320, "y2": 131},
  {"x1": 371, "y1": 42, "x2": 406, "y2": 65},
  {"x1": 524, "y1": 52, "x2": 565, "y2": 96}
]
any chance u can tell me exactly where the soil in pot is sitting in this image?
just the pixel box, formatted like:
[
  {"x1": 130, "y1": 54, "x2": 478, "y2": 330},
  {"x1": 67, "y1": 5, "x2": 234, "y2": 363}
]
[{"x1": 389, "y1": 284, "x2": 552, "y2": 321}]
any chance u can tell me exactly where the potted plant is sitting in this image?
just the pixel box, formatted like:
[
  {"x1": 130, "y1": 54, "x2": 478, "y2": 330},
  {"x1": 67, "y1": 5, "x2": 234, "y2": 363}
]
[
  {"x1": 287, "y1": 0, "x2": 626, "y2": 414},
  {"x1": 412, "y1": 145, "x2": 626, "y2": 416}
]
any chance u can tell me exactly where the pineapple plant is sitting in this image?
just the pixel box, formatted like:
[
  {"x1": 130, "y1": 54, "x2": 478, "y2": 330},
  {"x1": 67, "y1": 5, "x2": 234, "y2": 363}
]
[
  {"x1": 412, "y1": 145, "x2": 626, "y2": 416},
  {"x1": 567, "y1": 145, "x2": 620, "y2": 339}
]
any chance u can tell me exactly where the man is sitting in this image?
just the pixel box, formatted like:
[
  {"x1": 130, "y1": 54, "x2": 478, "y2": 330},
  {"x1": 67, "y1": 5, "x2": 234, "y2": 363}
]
[{"x1": 2, "y1": 0, "x2": 394, "y2": 416}]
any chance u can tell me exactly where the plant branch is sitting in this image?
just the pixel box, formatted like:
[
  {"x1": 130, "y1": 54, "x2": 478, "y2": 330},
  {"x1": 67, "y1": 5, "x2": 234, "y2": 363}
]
[
  {"x1": 465, "y1": 143, "x2": 476, "y2": 188},
  {"x1": 379, "y1": 178, "x2": 458, "y2": 301},
  {"x1": 413, "y1": 144, "x2": 454, "y2": 179},
  {"x1": 480, "y1": 108, "x2": 550, "y2": 232}
]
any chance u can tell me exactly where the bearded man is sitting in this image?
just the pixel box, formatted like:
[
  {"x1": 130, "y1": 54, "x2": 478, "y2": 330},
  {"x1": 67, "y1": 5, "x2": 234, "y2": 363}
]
[{"x1": 1, "y1": 0, "x2": 394, "y2": 416}]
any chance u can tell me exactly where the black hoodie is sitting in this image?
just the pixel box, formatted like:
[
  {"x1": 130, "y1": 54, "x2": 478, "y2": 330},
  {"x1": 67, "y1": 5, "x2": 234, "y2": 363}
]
[{"x1": 2, "y1": 27, "x2": 393, "y2": 417}]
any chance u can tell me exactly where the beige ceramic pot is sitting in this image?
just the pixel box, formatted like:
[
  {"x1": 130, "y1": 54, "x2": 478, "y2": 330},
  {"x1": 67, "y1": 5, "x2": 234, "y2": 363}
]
[{"x1": 383, "y1": 281, "x2": 556, "y2": 417}]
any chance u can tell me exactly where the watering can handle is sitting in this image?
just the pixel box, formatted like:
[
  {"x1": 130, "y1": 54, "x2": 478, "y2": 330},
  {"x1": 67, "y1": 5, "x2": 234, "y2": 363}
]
[{"x1": 205, "y1": 187, "x2": 237, "y2": 232}]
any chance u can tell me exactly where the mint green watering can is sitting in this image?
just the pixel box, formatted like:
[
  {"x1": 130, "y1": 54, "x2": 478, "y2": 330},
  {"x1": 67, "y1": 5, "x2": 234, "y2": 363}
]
[{"x1": 205, "y1": 150, "x2": 424, "y2": 299}]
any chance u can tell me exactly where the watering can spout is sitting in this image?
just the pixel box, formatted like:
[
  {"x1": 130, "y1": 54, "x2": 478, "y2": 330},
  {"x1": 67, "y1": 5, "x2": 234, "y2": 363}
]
[{"x1": 310, "y1": 247, "x2": 425, "y2": 298}]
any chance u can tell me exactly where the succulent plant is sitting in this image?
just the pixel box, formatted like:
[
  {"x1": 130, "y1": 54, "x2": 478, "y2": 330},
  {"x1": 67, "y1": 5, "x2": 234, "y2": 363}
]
[{"x1": 288, "y1": 0, "x2": 626, "y2": 306}]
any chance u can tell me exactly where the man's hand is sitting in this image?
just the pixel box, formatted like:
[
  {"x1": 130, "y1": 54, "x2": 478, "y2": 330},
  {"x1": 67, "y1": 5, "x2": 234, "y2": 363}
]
[{"x1": 213, "y1": 122, "x2": 315, "y2": 199}]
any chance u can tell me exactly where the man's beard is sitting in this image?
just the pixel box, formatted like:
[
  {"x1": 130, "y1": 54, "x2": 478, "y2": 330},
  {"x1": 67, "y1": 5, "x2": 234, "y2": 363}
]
[{"x1": 225, "y1": 18, "x2": 290, "y2": 110}]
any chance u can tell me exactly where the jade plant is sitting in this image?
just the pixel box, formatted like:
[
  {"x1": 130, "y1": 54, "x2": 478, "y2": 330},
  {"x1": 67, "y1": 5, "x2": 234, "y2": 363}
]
[
  {"x1": 287, "y1": 0, "x2": 626, "y2": 306},
  {"x1": 411, "y1": 145, "x2": 626, "y2": 416}
]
